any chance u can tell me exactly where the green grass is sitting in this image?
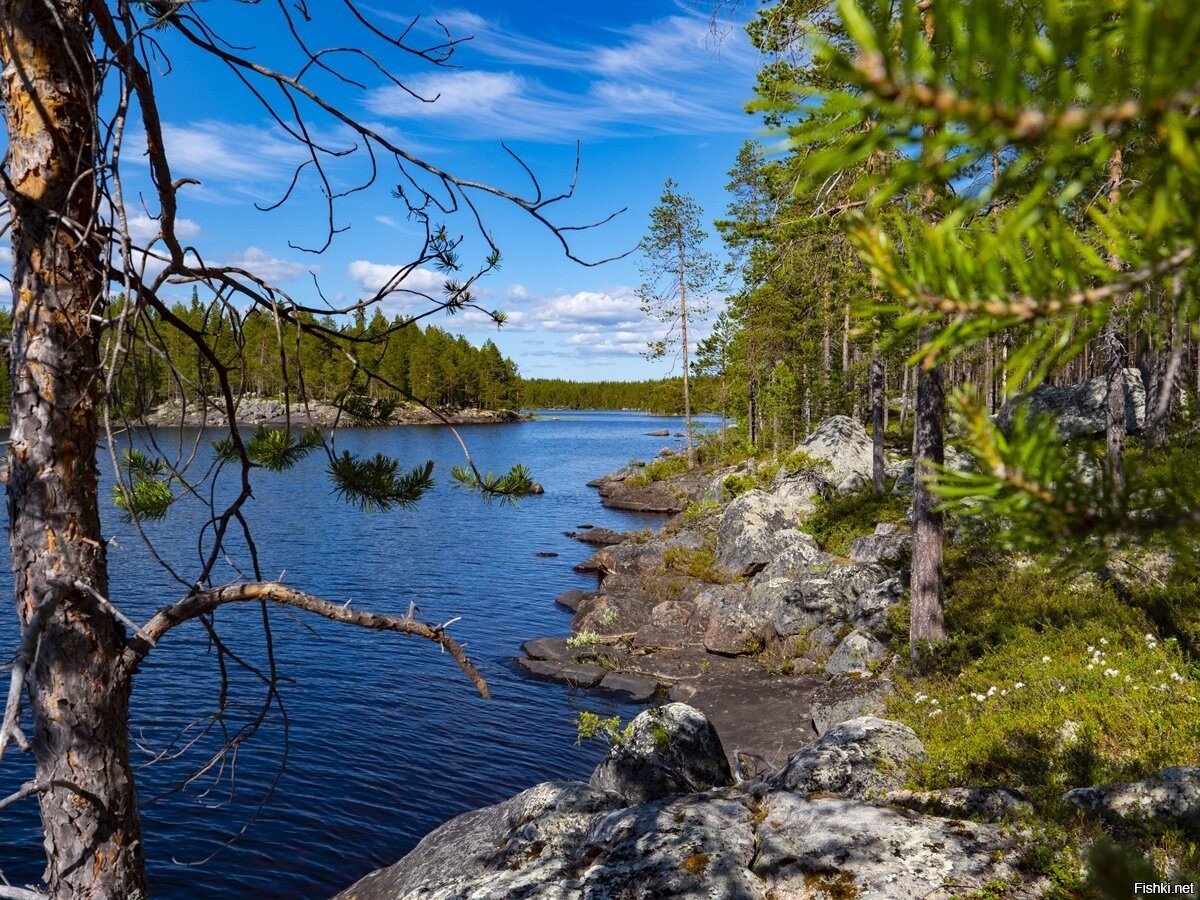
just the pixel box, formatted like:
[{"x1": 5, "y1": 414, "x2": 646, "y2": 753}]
[
  {"x1": 661, "y1": 545, "x2": 731, "y2": 584},
  {"x1": 884, "y1": 549, "x2": 1200, "y2": 892},
  {"x1": 801, "y1": 485, "x2": 909, "y2": 556}
]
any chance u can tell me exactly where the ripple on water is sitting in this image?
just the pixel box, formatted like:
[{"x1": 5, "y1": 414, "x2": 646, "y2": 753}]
[{"x1": 0, "y1": 411, "x2": 709, "y2": 898}]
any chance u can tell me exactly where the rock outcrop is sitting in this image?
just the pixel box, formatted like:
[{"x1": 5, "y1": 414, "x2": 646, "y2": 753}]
[
  {"x1": 770, "y1": 716, "x2": 926, "y2": 800},
  {"x1": 1064, "y1": 766, "x2": 1200, "y2": 823},
  {"x1": 589, "y1": 703, "x2": 732, "y2": 804},
  {"x1": 997, "y1": 367, "x2": 1146, "y2": 437},
  {"x1": 715, "y1": 489, "x2": 819, "y2": 576},
  {"x1": 337, "y1": 714, "x2": 1031, "y2": 900},
  {"x1": 791, "y1": 414, "x2": 874, "y2": 492}
]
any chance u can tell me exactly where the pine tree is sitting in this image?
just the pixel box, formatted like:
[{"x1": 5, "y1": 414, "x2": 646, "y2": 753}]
[{"x1": 638, "y1": 179, "x2": 718, "y2": 468}]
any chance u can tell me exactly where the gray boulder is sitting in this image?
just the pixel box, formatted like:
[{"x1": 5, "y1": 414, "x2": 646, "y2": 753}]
[
  {"x1": 886, "y1": 786, "x2": 1033, "y2": 822},
  {"x1": 338, "y1": 772, "x2": 1031, "y2": 900},
  {"x1": 590, "y1": 704, "x2": 733, "y2": 805},
  {"x1": 849, "y1": 523, "x2": 911, "y2": 564},
  {"x1": 997, "y1": 367, "x2": 1146, "y2": 438},
  {"x1": 771, "y1": 716, "x2": 926, "y2": 800},
  {"x1": 825, "y1": 629, "x2": 888, "y2": 676},
  {"x1": 1064, "y1": 766, "x2": 1200, "y2": 823},
  {"x1": 753, "y1": 794, "x2": 1030, "y2": 900},
  {"x1": 792, "y1": 415, "x2": 873, "y2": 492},
  {"x1": 331, "y1": 780, "x2": 619, "y2": 899},
  {"x1": 746, "y1": 561, "x2": 892, "y2": 641},
  {"x1": 848, "y1": 576, "x2": 903, "y2": 636},
  {"x1": 811, "y1": 675, "x2": 896, "y2": 736},
  {"x1": 715, "y1": 490, "x2": 819, "y2": 576}
]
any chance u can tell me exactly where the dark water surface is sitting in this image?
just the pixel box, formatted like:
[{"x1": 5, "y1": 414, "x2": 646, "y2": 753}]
[{"x1": 0, "y1": 411, "x2": 706, "y2": 898}]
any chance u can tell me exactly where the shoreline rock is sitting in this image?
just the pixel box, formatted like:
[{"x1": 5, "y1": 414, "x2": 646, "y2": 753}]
[{"x1": 136, "y1": 396, "x2": 531, "y2": 428}]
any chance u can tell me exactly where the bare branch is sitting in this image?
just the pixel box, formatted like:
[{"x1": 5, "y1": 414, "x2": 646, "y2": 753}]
[{"x1": 126, "y1": 582, "x2": 491, "y2": 698}]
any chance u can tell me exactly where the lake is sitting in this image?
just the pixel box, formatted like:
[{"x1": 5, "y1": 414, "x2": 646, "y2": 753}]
[{"x1": 0, "y1": 410, "x2": 712, "y2": 898}]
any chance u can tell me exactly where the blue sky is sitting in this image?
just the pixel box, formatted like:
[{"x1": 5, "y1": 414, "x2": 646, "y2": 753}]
[{"x1": 101, "y1": 2, "x2": 766, "y2": 380}]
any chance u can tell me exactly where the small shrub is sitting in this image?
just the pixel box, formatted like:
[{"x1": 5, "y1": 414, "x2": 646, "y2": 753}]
[
  {"x1": 575, "y1": 711, "x2": 633, "y2": 746},
  {"x1": 802, "y1": 486, "x2": 909, "y2": 556},
  {"x1": 721, "y1": 472, "x2": 758, "y2": 500},
  {"x1": 782, "y1": 449, "x2": 832, "y2": 477},
  {"x1": 682, "y1": 498, "x2": 721, "y2": 526},
  {"x1": 662, "y1": 546, "x2": 729, "y2": 584},
  {"x1": 566, "y1": 631, "x2": 602, "y2": 650}
]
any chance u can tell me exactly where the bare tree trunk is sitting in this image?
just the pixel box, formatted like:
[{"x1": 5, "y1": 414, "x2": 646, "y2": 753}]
[
  {"x1": 911, "y1": 3, "x2": 946, "y2": 654},
  {"x1": 677, "y1": 227, "x2": 694, "y2": 468},
  {"x1": 842, "y1": 303, "x2": 851, "y2": 396},
  {"x1": 898, "y1": 363, "x2": 910, "y2": 438},
  {"x1": 1104, "y1": 147, "x2": 1126, "y2": 499},
  {"x1": 871, "y1": 355, "x2": 885, "y2": 496},
  {"x1": 1, "y1": 3, "x2": 147, "y2": 897},
  {"x1": 911, "y1": 351, "x2": 946, "y2": 651}
]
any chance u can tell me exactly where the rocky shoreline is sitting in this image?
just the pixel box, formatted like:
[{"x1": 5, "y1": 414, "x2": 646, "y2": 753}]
[
  {"x1": 137, "y1": 396, "x2": 530, "y2": 428},
  {"x1": 338, "y1": 391, "x2": 1197, "y2": 898}
]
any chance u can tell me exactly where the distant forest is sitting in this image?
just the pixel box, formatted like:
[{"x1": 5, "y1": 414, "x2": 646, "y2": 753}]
[
  {"x1": 0, "y1": 302, "x2": 711, "y2": 421},
  {"x1": 520, "y1": 377, "x2": 718, "y2": 414}
]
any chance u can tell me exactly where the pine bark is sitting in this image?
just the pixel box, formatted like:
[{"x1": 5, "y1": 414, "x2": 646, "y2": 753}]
[
  {"x1": 910, "y1": 3, "x2": 946, "y2": 653},
  {"x1": 1104, "y1": 147, "x2": 1126, "y2": 499},
  {"x1": 911, "y1": 350, "x2": 946, "y2": 649},
  {"x1": 1, "y1": 2, "x2": 147, "y2": 897},
  {"x1": 871, "y1": 354, "x2": 885, "y2": 495}
]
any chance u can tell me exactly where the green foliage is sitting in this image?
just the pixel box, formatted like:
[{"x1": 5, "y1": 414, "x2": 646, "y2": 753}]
[
  {"x1": 519, "y1": 377, "x2": 720, "y2": 413},
  {"x1": 782, "y1": 449, "x2": 831, "y2": 478},
  {"x1": 212, "y1": 426, "x2": 323, "y2": 471},
  {"x1": 682, "y1": 499, "x2": 721, "y2": 526},
  {"x1": 112, "y1": 477, "x2": 175, "y2": 522},
  {"x1": 801, "y1": 486, "x2": 909, "y2": 556},
  {"x1": 574, "y1": 711, "x2": 633, "y2": 747},
  {"x1": 887, "y1": 550, "x2": 1200, "y2": 886},
  {"x1": 661, "y1": 546, "x2": 729, "y2": 584},
  {"x1": 327, "y1": 453, "x2": 434, "y2": 511},
  {"x1": 339, "y1": 395, "x2": 400, "y2": 427},
  {"x1": 112, "y1": 448, "x2": 175, "y2": 522},
  {"x1": 626, "y1": 454, "x2": 690, "y2": 487},
  {"x1": 721, "y1": 472, "x2": 758, "y2": 500},
  {"x1": 450, "y1": 463, "x2": 537, "y2": 499},
  {"x1": 566, "y1": 631, "x2": 602, "y2": 650}
]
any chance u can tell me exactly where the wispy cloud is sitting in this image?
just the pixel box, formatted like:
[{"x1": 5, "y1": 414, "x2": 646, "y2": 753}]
[{"x1": 361, "y1": 9, "x2": 758, "y2": 141}]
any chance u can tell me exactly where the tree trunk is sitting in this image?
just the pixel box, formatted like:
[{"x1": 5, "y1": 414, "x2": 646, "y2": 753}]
[
  {"x1": 911, "y1": 352, "x2": 946, "y2": 651},
  {"x1": 871, "y1": 354, "x2": 885, "y2": 496},
  {"x1": 1, "y1": 3, "x2": 147, "y2": 897},
  {"x1": 1104, "y1": 147, "x2": 1126, "y2": 499},
  {"x1": 911, "y1": 3, "x2": 946, "y2": 654},
  {"x1": 677, "y1": 228, "x2": 694, "y2": 468}
]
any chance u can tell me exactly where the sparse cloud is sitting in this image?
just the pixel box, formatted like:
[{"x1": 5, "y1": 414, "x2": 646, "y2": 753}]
[
  {"x1": 126, "y1": 213, "x2": 201, "y2": 242},
  {"x1": 224, "y1": 247, "x2": 311, "y2": 283},
  {"x1": 347, "y1": 259, "x2": 444, "y2": 296}
]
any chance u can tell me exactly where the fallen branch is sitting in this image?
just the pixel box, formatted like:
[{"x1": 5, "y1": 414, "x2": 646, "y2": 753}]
[{"x1": 125, "y1": 582, "x2": 489, "y2": 697}]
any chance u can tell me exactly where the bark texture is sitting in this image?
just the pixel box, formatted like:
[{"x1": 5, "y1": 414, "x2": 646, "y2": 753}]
[
  {"x1": 871, "y1": 355, "x2": 885, "y2": 496},
  {"x1": 910, "y1": 359, "x2": 946, "y2": 650},
  {"x1": 1, "y1": 3, "x2": 147, "y2": 897}
]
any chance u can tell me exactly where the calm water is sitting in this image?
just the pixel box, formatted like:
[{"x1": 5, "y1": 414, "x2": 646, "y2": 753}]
[{"x1": 0, "y1": 411, "x2": 707, "y2": 898}]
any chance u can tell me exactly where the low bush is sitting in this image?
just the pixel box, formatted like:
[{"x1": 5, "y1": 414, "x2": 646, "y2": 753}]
[{"x1": 801, "y1": 486, "x2": 909, "y2": 556}]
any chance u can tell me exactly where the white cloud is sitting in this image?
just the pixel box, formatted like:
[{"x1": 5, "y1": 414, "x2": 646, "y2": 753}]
[
  {"x1": 223, "y1": 247, "x2": 310, "y2": 283},
  {"x1": 370, "y1": 70, "x2": 524, "y2": 118},
  {"x1": 126, "y1": 213, "x2": 201, "y2": 242},
  {"x1": 347, "y1": 259, "x2": 443, "y2": 296},
  {"x1": 532, "y1": 286, "x2": 647, "y2": 332},
  {"x1": 162, "y1": 121, "x2": 307, "y2": 184}
]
